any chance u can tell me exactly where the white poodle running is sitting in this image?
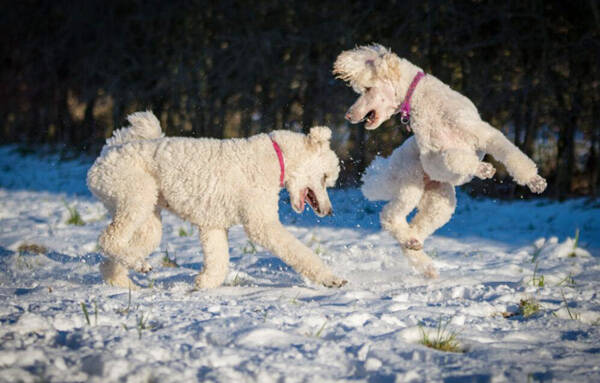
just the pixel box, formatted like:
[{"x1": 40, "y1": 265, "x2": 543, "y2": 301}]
[
  {"x1": 87, "y1": 111, "x2": 346, "y2": 289},
  {"x1": 333, "y1": 44, "x2": 547, "y2": 278}
]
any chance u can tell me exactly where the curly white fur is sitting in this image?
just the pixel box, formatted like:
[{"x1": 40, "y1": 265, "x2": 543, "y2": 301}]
[
  {"x1": 88, "y1": 111, "x2": 345, "y2": 289},
  {"x1": 334, "y1": 44, "x2": 547, "y2": 278}
]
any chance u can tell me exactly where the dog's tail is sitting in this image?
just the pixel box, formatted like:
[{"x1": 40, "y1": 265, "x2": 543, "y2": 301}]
[
  {"x1": 361, "y1": 155, "x2": 396, "y2": 201},
  {"x1": 105, "y1": 111, "x2": 164, "y2": 147}
]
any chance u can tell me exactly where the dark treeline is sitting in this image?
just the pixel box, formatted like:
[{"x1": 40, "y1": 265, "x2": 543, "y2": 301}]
[{"x1": 1, "y1": 0, "x2": 599, "y2": 198}]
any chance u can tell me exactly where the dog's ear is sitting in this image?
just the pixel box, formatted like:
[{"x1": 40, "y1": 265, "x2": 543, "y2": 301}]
[
  {"x1": 307, "y1": 126, "x2": 332, "y2": 149},
  {"x1": 333, "y1": 44, "x2": 391, "y2": 91}
]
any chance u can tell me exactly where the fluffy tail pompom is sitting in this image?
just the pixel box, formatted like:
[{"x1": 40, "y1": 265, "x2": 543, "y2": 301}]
[
  {"x1": 105, "y1": 111, "x2": 163, "y2": 147},
  {"x1": 361, "y1": 156, "x2": 396, "y2": 201}
]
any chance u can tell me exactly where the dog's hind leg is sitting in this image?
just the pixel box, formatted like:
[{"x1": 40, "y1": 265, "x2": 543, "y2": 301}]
[
  {"x1": 99, "y1": 259, "x2": 139, "y2": 289},
  {"x1": 380, "y1": 176, "x2": 425, "y2": 250},
  {"x1": 195, "y1": 229, "x2": 230, "y2": 288},
  {"x1": 126, "y1": 206, "x2": 163, "y2": 274},
  {"x1": 393, "y1": 181, "x2": 455, "y2": 279},
  {"x1": 402, "y1": 248, "x2": 439, "y2": 279},
  {"x1": 409, "y1": 181, "x2": 456, "y2": 247},
  {"x1": 98, "y1": 171, "x2": 159, "y2": 275}
]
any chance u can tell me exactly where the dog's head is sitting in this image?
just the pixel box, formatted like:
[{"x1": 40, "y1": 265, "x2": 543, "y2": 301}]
[
  {"x1": 274, "y1": 127, "x2": 339, "y2": 217},
  {"x1": 333, "y1": 44, "x2": 402, "y2": 130}
]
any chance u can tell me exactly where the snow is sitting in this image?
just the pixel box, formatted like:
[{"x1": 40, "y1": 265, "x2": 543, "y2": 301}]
[{"x1": 1, "y1": 144, "x2": 599, "y2": 382}]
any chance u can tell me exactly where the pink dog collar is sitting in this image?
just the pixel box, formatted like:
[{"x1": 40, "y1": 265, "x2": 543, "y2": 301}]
[
  {"x1": 271, "y1": 138, "x2": 285, "y2": 187},
  {"x1": 397, "y1": 71, "x2": 425, "y2": 130}
]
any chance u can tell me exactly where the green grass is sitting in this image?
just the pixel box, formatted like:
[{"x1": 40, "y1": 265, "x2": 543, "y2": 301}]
[
  {"x1": 314, "y1": 320, "x2": 327, "y2": 338},
  {"x1": 556, "y1": 273, "x2": 576, "y2": 287},
  {"x1": 309, "y1": 234, "x2": 326, "y2": 255},
  {"x1": 63, "y1": 200, "x2": 85, "y2": 226},
  {"x1": 115, "y1": 285, "x2": 133, "y2": 316},
  {"x1": 531, "y1": 261, "x2": 545, "y2": 288},
  {"x1": 568, "y1": 228, "x2": 580, "y2": 257},
  {"x1": 289, "y1": 293, "x2": 302, "y2": 306},
  {"x1": 242, "y1": 241, "x2": 257, "y2": 254},
  {"x1": 161, "y1": 250, "x2": 179, "y2": 268},
  {"x1": 136, "y1": 313, "x2": 152, "y2": 339},
  {"x1": 560, "y1": 289, "x2": 580, "y2": 321},
  {"x1": 230, "y1": 273, "x2": 241, "y2": 286},
  {"x1": 81, "y1": 302, "x2": 91, "y2": 325},
  {"x1": 531, "y1": 246, "x2": 542, "y2": 263},
  {"x1": 519, "y1": 297, "x2": 541, "y2": 318},
  {"x1": 81, "y1": 300, "x2": 99, "y2": 326},
  {"x1": 419, "y1": 319, "x2": 463, "y2": 353},
  {"x1": 501, "y1": 297, "x2": 542, "y2": 318}
]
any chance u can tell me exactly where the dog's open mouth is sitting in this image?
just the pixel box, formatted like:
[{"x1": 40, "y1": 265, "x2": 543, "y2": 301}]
[
  {"x1": 363, "y1": 110, "x2": 377, "y2": 127},
  {"x1": 298, "y1": 188, "x2": 321, "y2": 214}
]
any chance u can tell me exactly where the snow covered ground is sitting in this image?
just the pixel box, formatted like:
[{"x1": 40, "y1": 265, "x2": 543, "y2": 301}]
[{"x1": 1, "y1": 145, "x2": 599, "y2": 383}]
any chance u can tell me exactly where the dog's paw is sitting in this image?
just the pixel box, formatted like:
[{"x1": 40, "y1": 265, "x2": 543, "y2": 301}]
[
  {"x1": 194, "y1": 273, "x2": 224, "y2": 289},
  {"x1": 403, "y1": 238, "x2": 423, "y2": 250},
  {"x1": 319, "y1": 275, "x2": 348, "y2": 288},
  {"x1": 476, "y1": 162, "x2": 496, "y2": 179},
  {"x1": 105, "y1": 276, "x2": 140, "y2": 290},
  {"x1": 422, "y1": 264, "x2": 439, "y2": 279},
  {"x1": 527, "y1": 175, "x2": 547, "y2": 194},
  {"x1": 134, "y1": 261, "x2": 153, "y2": 274}
]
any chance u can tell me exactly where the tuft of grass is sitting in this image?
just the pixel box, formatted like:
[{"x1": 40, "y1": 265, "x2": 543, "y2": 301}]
[
  {"x1": 531, "y1": 261, "x2": 545, "y2": 288},
  {"x1": 63, "y1": 200, "x2": 85, "y2": 226},
  {"x1": 136, "y1": 313, "x2": 152, "y2": 339},
  {"x1": 502, "y1": 297, "x2": 542, "y2": 318},
  {"x1": 161, "y1": 249, "x2": 179, "y2": 268},
  {"x1": 418, "y1": 318, "x2": 463, "y2": 353},
  {"x1": 178, "y1": 227, "x2": 190, "y2": 237},
  {"x1": 17, "y1": 243, "x2": 48, "y2": 255},
  {"x1": 309, "y1": 235, "x2": 326, "y2": 255},
  {"x1": 81, "y1": 302, "x2": 91, "y2": 325},
  {"x1": 115, "y1": 285, "x2": 133, "y2": 316},
  {"x1": 94, "y1": 299, "x2": 98, "y2": 325},
  {"x1": 81, "y1": 299, "x2": 99, "y2": 326},
  {"x1": 531, "y1": 247, "x2": 542, "y2": 263},
  {"x1": 315, "y1": 243, "x2": 325, "y2": 255},
  {"x1": 314, "y1": 320, "x2": 327, "y2": 338},
  {"x1": 568, "y1": 228, "x2": 580, "y2": 258},
  {"x1": 556, "y1": 273, "x2": 576, "y2": 287},
  {"x1": 231, "y1": 273, "x2": 242, "y2": 286},
  {"x1": 242, "y1": 241, "x2": 257, "y2": 254},
  {"x1": 560, "y1": 289, "x2": 580, "y2": 321},
  {"x1": 289, "y1": 293, "x2": 302, "y2": 306},
  {"x1": 519, "y1": 298, "x2": 541, "y2": 318},
  {"x1": 15, "y1": 243, "x2": 47, "y2": 270}
]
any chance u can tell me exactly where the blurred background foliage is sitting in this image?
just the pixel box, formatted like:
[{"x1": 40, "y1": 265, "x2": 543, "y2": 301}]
[{"x1": 1, "y1": 0, "x2": 599, "y2": 199}]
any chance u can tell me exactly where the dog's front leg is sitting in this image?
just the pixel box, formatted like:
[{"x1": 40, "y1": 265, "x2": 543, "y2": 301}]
[
  {"x1": 244, "y1": 221, "x2": 346, "y2": 287},
  {"x1": 441, "y1": 149, "x2": 494, "y2": 179},
  {"x1": 195, "y1": 229, "x2": 230, "y2": 288},
  {"x1": 483, "y1": 128, "x2": 547, "y2": 193}
]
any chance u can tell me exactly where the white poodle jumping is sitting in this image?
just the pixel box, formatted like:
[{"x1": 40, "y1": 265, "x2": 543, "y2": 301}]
[
  {"x1": 87, "y1": 111, "x2": 346, "y2": 289},
  {"x1": 333, "y1": 44, "x2": 547, "y2": 278}
]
